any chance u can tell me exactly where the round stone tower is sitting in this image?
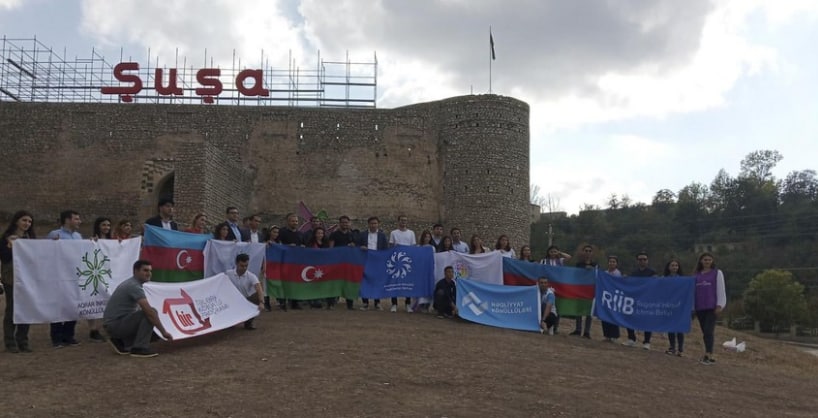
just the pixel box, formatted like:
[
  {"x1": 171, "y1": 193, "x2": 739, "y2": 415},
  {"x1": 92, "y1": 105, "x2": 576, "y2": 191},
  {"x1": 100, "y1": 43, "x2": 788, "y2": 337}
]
[{"x1": 438, "y1": 94, "x2": 530, "y2": 250}]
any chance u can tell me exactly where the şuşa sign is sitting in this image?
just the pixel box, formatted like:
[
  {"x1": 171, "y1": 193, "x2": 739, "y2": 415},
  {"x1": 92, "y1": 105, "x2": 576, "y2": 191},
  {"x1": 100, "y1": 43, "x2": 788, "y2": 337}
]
[{"x1": 100, "y1": 62, "x2": 271, "y2": 103}]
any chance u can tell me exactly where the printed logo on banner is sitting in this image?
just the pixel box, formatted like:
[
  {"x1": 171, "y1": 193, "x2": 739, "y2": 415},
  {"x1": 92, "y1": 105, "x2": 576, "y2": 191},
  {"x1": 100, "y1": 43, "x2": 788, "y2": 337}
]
[
  {"x1": 453, "y1": 261, "x2": 470, "y2": 280},
  {"x1": 386, "y1": 251, "x2": 413, "y2": 279},
  {"x1": 162, "y1": 289, "x2": 213, "y2": 335},
  {"x1": 601, "y1": 289, "x2": 635, "y2": 314},
  {"x1": 462, "y1": 291, "x2": 489, "y2": 316},
  {"x1": 76, "y1": 249, "x2": 112, "y2": 296}
]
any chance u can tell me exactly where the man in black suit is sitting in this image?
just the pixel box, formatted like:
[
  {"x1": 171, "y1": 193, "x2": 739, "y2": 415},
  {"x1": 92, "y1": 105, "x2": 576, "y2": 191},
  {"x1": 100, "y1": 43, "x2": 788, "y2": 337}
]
[
  {"x1": 225, "y1": 207, "x2": 250, "y2": 242},
  {"x1": 144, "y1": 198, "x2": 178, "y2": 231},
  {"x1": 355, "y1": 216, "x2": 389, "y2": 310}
]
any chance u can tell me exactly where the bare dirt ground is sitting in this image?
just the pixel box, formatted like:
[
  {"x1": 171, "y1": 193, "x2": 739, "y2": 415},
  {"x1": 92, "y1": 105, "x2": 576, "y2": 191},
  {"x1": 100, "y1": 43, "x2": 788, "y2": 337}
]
[{"x1": 1, "y1": 300, "x2": 817, "y2": 418}]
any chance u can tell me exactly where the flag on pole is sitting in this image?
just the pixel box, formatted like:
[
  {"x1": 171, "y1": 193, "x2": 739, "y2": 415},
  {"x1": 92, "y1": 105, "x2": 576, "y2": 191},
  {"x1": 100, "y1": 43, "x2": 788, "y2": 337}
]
[
  {"x1": 490, "y1": 31, "x2": 496, "y2": 60},
  {"x1": 142, "y1": 225, "x2": 210, "y2": 282}
]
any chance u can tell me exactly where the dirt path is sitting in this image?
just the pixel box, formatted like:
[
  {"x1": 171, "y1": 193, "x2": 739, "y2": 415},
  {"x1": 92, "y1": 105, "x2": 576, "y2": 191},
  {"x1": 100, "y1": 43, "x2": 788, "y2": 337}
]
[{"x1": 1, "y1": 306, "x2": 816, "y2": 417}]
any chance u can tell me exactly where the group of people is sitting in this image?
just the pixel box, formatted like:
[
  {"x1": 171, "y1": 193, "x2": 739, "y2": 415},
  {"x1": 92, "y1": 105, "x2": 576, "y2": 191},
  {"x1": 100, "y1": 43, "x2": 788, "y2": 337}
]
[
  {"x1": 535, "y1": 245, "x2": 727, "y2": 366},
  {"x1": 1, "y1": 200, "x2": 726, "y2": 364}
]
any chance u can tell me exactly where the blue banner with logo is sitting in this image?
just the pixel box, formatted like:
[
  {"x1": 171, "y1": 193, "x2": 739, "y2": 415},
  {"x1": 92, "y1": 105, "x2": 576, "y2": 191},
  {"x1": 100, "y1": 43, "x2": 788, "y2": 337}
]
[
  {"x1": 593, "y1": 271, "x2": 695, "y2": 333},
  {"x1": 456, "y1": 279, "x2": 541, "y2": 332},
  {"x1": 360, "y1": 245, "x2": 435, "y2": 298}
]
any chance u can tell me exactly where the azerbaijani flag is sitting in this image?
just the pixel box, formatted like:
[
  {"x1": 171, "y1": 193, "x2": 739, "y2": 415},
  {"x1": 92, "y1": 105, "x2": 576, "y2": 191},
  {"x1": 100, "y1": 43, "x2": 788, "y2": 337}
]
[
  {"x1": 265, "y1": 245, "x2": 366, "y2": 300},
  {"x1": 142, "y1": 225, "x2": 210, "y2": 282},
  {"x1": 502, "y1": 258, "x2": 596, "y2": 316}
]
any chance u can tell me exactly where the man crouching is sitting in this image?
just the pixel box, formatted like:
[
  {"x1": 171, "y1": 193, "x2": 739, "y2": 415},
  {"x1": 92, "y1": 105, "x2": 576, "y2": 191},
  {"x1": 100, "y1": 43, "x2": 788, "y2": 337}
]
[
  {"x1": 103, "y1": 260, "x2": 173, "y2": 358},
  {"x1": 225, "y1": 253, "x2": 264, "y2": 330}
]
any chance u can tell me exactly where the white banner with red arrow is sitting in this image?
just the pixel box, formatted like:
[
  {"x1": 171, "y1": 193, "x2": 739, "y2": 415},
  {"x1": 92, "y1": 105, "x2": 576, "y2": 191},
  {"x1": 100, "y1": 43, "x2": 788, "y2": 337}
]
[{"x1": 143, "y1": 273, "x2": 259, "y2": 340}]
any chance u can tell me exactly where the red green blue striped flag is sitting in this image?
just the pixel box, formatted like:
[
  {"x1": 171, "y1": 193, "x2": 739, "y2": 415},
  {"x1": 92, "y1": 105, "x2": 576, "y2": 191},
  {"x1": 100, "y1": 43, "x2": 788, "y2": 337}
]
[
  {"x1": 141, "y1": 225, "x2": 211, "y2": 282},
  {"x1": 502, "y1": 258, "x2": 596, "y2": 316},
  {"x1": 266, "y1": 244, "x2": 366, "y2": 300}
]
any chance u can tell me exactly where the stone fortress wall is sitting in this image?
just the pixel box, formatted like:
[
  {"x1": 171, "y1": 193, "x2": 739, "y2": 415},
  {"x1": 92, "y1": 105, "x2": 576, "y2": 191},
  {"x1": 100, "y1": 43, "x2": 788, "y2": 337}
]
[{"x1": 0, "y1": 94, "x2": 530, "y2": 248}]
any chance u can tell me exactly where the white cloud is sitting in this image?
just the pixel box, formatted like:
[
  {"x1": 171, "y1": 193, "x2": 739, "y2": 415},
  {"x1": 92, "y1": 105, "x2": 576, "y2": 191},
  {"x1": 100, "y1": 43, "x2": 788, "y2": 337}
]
[
  {"x1": 80, "y1": 0, "x2": 308, "y2": 68},
  {"x1": 0, "y1": 0, "x2": 21, "y2": 10}
]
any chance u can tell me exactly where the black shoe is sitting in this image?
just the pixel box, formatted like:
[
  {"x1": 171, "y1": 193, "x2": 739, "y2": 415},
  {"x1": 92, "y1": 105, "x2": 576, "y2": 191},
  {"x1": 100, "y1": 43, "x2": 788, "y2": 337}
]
[
  {"x1": 130, "y1": 347, "x2": 158, "y2": 358},
  {"x1": 244, "y1": 320, "x2": 257, "y2": 330},
  {"x1": 64, "y1": 338, "x2": 80, "y2": 346},
  {"x1": 5, "y1": 345, "x2": 19, "y2": 353},
  {"x1": 290, "y1": 304, "x2": 302, "y2": 310},
  {"x1": 582, "y1": 334, "x2": 591, "y2": 339},
  {"x1": 108, "y1": 338, "x2": 129, "y2": 355},
  {"x1": 89, "y1": 330, "x2": 106, "y2": 342},
  {"x1": 18, "y1": 344, "x2": 32, "y2": 353},
  {"x1": 569, "y1": 330, "x2": 581, "y2": 336},
  {"x1": 278, "y1": 304, "x2": 288, "y2": 312}
]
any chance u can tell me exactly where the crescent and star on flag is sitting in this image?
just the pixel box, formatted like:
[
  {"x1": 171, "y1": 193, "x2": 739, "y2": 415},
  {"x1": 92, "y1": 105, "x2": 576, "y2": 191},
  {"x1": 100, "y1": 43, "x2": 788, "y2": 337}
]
[
  {"x1": 300, "y1": 266, "x2": 325, "y2": 282},
  {"x1": 176, "y1": 250, "x2": 193, "y2": 269}
]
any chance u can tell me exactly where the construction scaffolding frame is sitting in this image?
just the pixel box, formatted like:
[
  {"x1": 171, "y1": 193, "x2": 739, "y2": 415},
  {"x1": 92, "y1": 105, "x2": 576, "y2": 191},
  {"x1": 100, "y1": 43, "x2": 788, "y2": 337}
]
[{"x1": 0, "y1": 36, "x2": 377, "y2": 107}]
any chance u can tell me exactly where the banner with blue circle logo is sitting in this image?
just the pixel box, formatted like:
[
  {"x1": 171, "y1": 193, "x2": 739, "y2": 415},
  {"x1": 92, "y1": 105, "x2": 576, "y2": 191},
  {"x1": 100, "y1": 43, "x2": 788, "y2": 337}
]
[{"x1": 360, "y1": 245, "x2": 436, "y2": 298}]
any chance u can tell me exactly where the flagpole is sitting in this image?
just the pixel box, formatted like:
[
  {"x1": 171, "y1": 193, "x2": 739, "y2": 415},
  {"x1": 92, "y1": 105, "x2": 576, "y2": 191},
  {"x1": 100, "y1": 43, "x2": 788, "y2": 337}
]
[{"x1": 489, "y1": 26, "x2": 493, "y2": 94}]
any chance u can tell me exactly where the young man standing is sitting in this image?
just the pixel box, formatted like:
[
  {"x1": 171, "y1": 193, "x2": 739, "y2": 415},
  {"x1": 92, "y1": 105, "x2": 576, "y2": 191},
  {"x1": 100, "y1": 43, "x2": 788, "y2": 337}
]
[
  {"x1": 329, "y1": 215, "x2": 358, "y2": 310},
  {"x1": 430, "y1": 223, "x2": 445, "y2": 249},
  {"x1": 144, "y1": 198, "x2": 178, "y2": 230},
  {"x1": 278, "y1": 213, "x2": 305, "y2": 310},
  {"x1": 450, "y1": 228, "x2": 470, "y2": 253},
  {"x1": 622, "y1": 252, "x2": 657, "y2": 349},
  {"x1": 356, "y1": 217, "x2": 388, "y2": 310},
  {"x1": 47, "y1": 210, "x2": 83, "y2": 348},
  {"x1": 225, "y1": 207, "x2": 249, "y2": 242},
  {"x1": 388, "y1": 215, "x2": 416, "y2": 312},
  {"x1": 572, "y1": 245, "x2": 597, "y2": 339}
]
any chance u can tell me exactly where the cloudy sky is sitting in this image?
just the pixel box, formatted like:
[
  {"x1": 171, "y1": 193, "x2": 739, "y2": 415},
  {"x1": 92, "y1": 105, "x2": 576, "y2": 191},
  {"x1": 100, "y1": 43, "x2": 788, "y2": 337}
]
[{"x1": 2, "y1": 0, "x2": 817, "y2": 213}]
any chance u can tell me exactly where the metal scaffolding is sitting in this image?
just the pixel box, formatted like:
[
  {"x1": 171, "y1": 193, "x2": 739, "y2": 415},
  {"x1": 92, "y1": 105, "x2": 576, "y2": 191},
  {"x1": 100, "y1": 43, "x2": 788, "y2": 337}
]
[{"x1": 0, "y1": 36, "x2": 377, "y2": 107}]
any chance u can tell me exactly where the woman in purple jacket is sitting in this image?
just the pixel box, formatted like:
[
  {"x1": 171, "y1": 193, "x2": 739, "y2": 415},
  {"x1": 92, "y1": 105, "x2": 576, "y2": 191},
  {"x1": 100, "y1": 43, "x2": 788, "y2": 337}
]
[{"x1": 694, "y1": 252, "x2": 727, "y2": 365}]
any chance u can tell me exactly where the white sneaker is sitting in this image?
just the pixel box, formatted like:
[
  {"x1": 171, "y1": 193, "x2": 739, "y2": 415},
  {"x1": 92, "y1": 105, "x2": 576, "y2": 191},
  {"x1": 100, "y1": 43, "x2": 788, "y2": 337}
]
[
  {"x1": 643, "y1": 343, "x2": 651, "y2": 350},
  {"x1": 358, "y1": 305, "x2": 369, "y2": 311},
  {"x1": 405, "y1": 304, "x2": 413, "y2": 313},
  {"x1": 390, "y1": 305, "x2": 397, "y2": 313},
  {"x1": 621, "y1": 339, "x2": 637, "y2": 347},
  {"x1": 548, "y1": 328, "x2": 554, "y2": 336}
]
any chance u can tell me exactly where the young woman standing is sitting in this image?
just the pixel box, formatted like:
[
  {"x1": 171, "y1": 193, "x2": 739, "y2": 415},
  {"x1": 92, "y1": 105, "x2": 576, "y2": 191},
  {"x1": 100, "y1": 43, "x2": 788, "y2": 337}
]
[
  {"x1": 1, "y1": 211, "x2": 36, "y2": 353},
  {"x1": 694, "y1": 253, "x2": 726, "y2": 365}
]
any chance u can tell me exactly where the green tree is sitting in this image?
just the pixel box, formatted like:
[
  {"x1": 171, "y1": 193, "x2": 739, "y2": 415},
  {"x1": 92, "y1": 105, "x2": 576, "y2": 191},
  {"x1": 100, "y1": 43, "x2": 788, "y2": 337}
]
[
  {"x1": 740, "y1": 149, "x2": 783, "y2": 183},
  {"x1": 743, "y1": 270, "x2": 808, "y2": 332}
]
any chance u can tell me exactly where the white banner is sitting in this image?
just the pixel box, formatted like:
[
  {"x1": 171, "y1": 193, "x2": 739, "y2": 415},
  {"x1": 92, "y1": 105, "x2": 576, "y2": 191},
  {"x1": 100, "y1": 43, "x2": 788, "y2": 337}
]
[
  {"x1": 13, "y1": 238, "x2": 142, "y2": 323},
  {"x1": 143, "y1": 273, "x2": 259, "y2": 340},
  {"x1": 433, "y1": 251, "x2": 503, "y2": 285},
  {"x1": 203, "y1": 240, "x2": 266, "y2": 277}
]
